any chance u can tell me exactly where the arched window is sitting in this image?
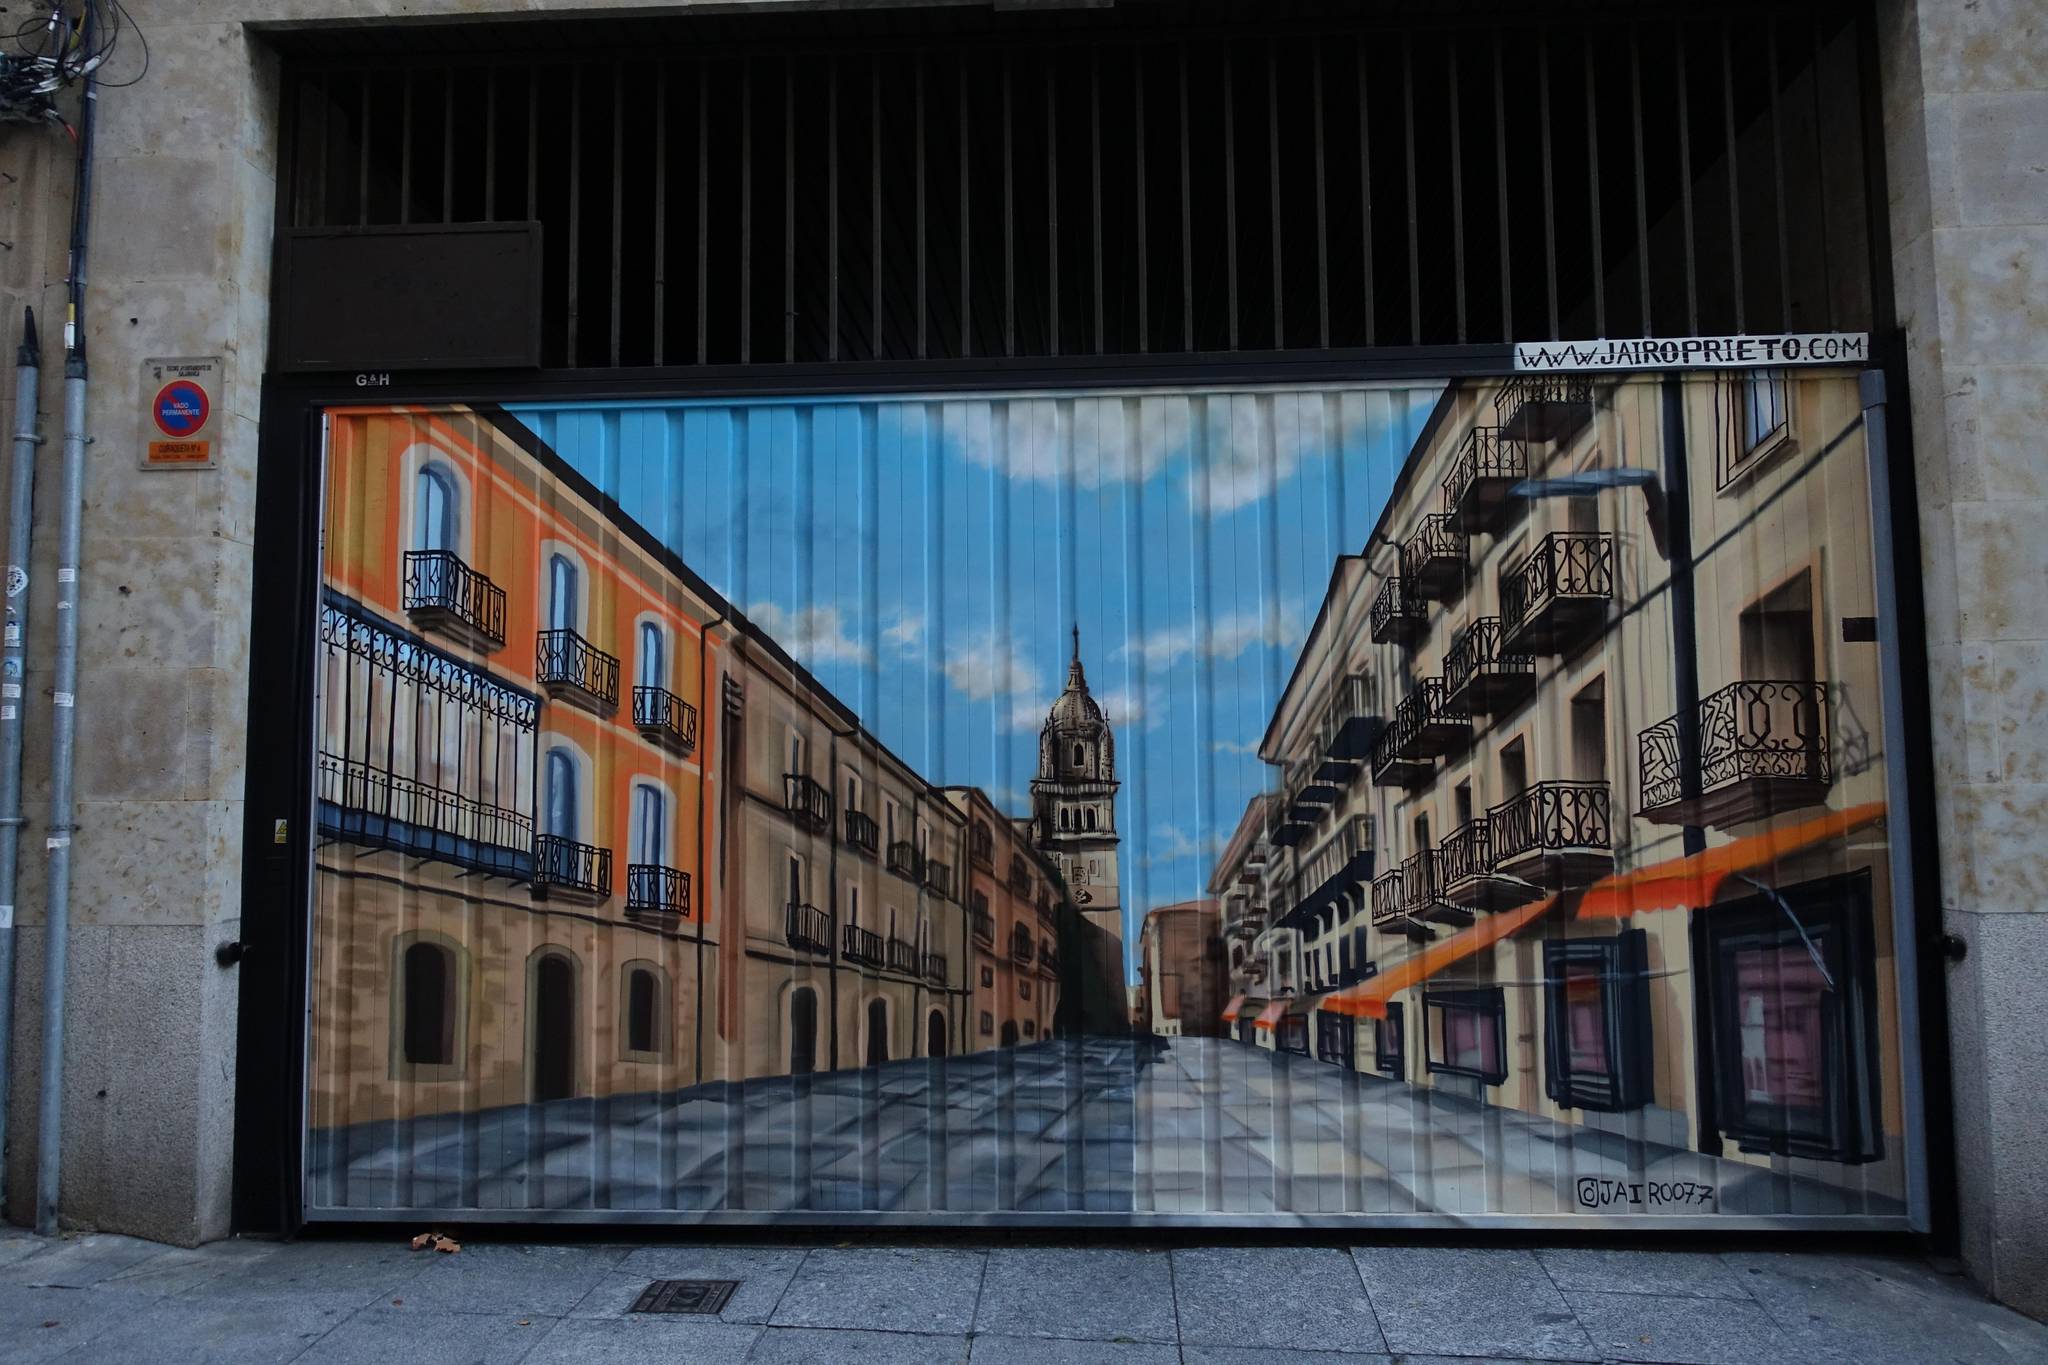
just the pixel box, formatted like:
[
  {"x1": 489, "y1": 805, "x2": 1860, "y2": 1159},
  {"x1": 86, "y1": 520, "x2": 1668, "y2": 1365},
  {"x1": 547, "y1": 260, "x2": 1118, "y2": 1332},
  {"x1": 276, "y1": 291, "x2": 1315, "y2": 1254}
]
[
  {"x1": 1084, "y1": 807, "x2": 1097, "y2": 831},
  {"x1": 927, "y1": 1009, "x2": 948, "y2": 1058},
  {"x1": 401, "y1": 941, "x2": 454, "y2": 1066},
  {"x1": 531, "y1": 952, "x2": 577, "y2": 1102},
  {"x1": 548, "y1": 553, "x2": 579, "y2": 633},
  {"x1": 625, "y1": 967, "x2": 658, "y2": 1055},
  {"x1": 638, "y1": 620, "x2": 664, "y2": 690},
  {"x1": 544, "y1": 747, "x2": 578, "y2": 839},
  {"x1": 1059, "y1": 808, "x2": 1070, "y2": 831},
  {"x1": 865, "y1": 998, "x2": 890, "y2": 1067},
  {"x1": 632, "y1": 784, "x2": 666, "y2": 866},
  {"x1": 1073, "y1": 742, "x2": 1085, "y2": 767},
  {"x1": 415, "y1": 464, "x2": 457, "y2": 553},
  {"x1": 789, "y1": 987, "x2": 818, "y2": 1075}
]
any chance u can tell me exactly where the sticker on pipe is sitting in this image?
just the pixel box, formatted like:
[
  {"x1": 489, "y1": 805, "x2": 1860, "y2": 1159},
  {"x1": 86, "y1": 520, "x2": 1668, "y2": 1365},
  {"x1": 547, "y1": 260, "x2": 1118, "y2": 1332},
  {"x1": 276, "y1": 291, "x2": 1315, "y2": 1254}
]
[{"x1": 140, "y1": 356, "x2": 221, "y2": 470}]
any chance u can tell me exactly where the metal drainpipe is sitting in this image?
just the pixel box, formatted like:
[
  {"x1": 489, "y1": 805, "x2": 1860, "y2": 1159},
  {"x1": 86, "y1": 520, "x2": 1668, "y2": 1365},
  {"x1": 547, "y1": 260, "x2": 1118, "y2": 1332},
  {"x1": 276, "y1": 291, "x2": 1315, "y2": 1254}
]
[
  {"x1": 38, "y1": 48, "x2": 99, "y2": 1234},
  {"x1": 0, "y1": 310, "x2": 42, "y2": 1214}
]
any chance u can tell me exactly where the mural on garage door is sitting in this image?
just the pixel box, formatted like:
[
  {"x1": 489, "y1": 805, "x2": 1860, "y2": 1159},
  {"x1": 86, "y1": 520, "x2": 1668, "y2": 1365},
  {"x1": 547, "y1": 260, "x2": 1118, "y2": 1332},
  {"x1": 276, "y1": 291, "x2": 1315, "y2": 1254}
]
[{"x1": 305, "y1": 371, "x2": 1917, "y2": 1223}]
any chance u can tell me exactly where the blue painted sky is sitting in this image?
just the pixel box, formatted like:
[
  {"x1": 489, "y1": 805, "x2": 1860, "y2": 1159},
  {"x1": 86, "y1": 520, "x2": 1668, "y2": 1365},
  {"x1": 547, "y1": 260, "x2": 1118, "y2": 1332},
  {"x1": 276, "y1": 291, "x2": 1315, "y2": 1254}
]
[{"x1": 507, "y1": 384, "x2": 1440, "y2": 979}]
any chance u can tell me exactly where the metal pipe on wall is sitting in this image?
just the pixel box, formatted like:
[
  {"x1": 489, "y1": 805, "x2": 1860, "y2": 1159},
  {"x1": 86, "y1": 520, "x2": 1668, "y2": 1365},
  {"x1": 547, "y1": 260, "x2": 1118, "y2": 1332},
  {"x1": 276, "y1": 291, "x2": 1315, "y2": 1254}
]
[
  {"x1": 0, "y1": 309, "x2": 42, "y2": 1213},
  {"x1": 38, "y1": 35, "x2": 99, "y2": 1233}
]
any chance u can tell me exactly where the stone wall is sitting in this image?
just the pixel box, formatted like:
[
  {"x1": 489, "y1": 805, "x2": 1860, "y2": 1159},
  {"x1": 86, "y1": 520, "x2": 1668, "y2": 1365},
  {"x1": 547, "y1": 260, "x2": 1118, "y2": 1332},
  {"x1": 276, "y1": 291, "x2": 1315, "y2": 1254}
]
[{"x1": 1878, "y1": 0, "x2": 2048, "y2": 1320}]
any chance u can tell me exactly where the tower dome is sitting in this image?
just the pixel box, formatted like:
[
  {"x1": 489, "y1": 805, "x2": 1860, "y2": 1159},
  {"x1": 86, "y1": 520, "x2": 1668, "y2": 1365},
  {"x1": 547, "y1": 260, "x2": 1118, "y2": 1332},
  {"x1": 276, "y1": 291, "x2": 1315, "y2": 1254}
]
[{"x1": 1045, "y1": 625, "x2": 1107, "y2": 734}]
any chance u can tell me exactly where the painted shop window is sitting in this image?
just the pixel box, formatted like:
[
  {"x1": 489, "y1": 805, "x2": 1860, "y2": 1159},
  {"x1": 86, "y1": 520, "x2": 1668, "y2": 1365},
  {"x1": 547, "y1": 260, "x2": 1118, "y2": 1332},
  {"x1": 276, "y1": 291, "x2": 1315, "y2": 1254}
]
[
  {"x1": 1543, "y1": 930, "x2": 1651, "y2": 1112},
  {"x1": 638, "y1": 621, "x2": 664, "y2": 690},
  {"x1": 1425, "y1": 987, "x2": 1507, "y2": 1086},
  {"x1": 547, "y1": 553, "x2": 579, "y2": 633},
  {"x1": 1702, "y1": 872, "x2": 1883, "y2": 1164},
  {"x1": 1278, "y1": 1014, "x2": 1310, "y2": 1056},
  {"x1": 1001, "y1": 1020, "x2": 1019, "y2": 1046},
  {"x1": 400, "y1": 940, "x2": 456, "y2": 1067},
  {"x1": 1315, "y1": 1013, "x2": 1354, "y2": 1068},
  {"x1": 1374, "y1": 1002, "x2": 1405, "y2": 1077},
  {"x1": 866, "y1": 998, "x2": 890, "y2": 1067},
  {"x1": 1023, "y1": 1020, "x2": 1036, "y2": 1039},
  {"x1": 622, "y1": 964, "x2": 666, "y2": 1061},
  {"x1": 789, "y1": 987, "x2": 818, "y2": 1076},
  {"x1": 414, "y1": 464, "x2": 457, "y2": 553}
]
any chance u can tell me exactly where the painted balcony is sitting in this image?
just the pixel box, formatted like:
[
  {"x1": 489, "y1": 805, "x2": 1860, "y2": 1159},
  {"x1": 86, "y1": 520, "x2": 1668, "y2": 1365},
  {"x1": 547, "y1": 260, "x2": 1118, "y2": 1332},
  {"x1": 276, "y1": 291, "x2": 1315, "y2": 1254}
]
[
  {"x1": 1402, "y1": 847, "x2": 1469, "y2": 928},
  {"x1": 1369, "y1": 688, "x2": 1435, "y2": 789},
  {"x1": 1318, "y1": 672, "x2": 1380, "y2": 761},
  {"x1": 785, "y1": 902, "x2": 831, "y2": 955},
  {"x1": 923, "y1": 951, "x2": 949, "y2": 985},
  {"x1": 1402, "y1": 513, "x2": 1468, "y2": 601},
  {"x1": 316, "y1": 751, "x2": 534, "y2": 881},
  {"x1": 1266, "y1": 797, "x2": 1313, "y2": 847},
  {"x1": 842, "y1": 923, "x2": 886, "y2": 968},
  {"x1": 1370, "y1": 576, "x2": 1429, "y2": 646},
  {"x1": 886, "y1": 936, "x2": 919, "y2": 976},
  {"x1": 782, "y1": 773, "x2": 833, "y2": 834},
  {"x1": 1039, "y1": 943, "x2": 1060, "y2": 974},
  {"x1": 1371, "y1": 868, "x2": 1434, "y2": 942},
  {"x1": 1489, "y1": 780, "x2": 1613, "y2": 887},
  {"x1": 888, "y1": 840, "x2": 925, "y2": 882},
  {"x1": 1638, "y1": 680, "x2": 1832, "y2": 828},
  {"x1": 1500, "y1": 531, "x2": 1614, "y2": 655},
  {"x1": 536, "y1": 628, "x2": 620, "y2": 714},
  {"x1": 1011, "y1": 926, "x2": 1035, "y2": 963},
  {"x1": 972, "y1": 906, "x2": 996, "y2": 944},
  {"x1": 1443, "y1": 616, "x2": 1537, "y2": 715},
  {"x1": 1440, "y1": 425, "x2": 1528, "y2": 533},
  {"x1": 1437, "y1": 817, "x2": 1547, "y2": 912},
  {"x1": 970, "y1": 824, "x2": 995, "y2": 870},
  {"x1": 532, "y1": 834, "x2": 611, "y2": 906},
  {"x1": 1405, "y1": 677, "x2": 1471, "y2": 757},
  {"x1": 624, "y1": 863, "x2": 691, "y2": 926},
  {"x1": 925, "y1": 858, "x2": 953, "y2": 899},
  {"x1": 844, "y1": 807, "x2": 880, "y2": 858},
  {"x1": 632, "y1": 685, "x2": 699, "y2": 754},
  {"x1": 402, "y1": 549, "x2": 507, "y2": 651},
  {"x1": 1493, "y1": 372, "x2": 1595, "y2": 442},
  {"x1": 1008, "y1": 856, "x2": 1033, "y2": 899}
]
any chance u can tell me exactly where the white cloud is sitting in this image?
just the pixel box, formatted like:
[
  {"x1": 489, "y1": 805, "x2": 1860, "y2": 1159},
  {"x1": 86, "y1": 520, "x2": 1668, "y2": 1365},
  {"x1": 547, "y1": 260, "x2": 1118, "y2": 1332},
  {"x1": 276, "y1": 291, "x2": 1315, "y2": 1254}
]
[
  {"x1": 950, "y1": 394, "x2": 1183, "y2": 491},
  {"x1": 1119, "y1": 607, "x2": 1302, "y2": 673},
  {"x1": 882, "y1": 610, "x2": 925, "y2": 651},
  {"x1": 1004, "y1": 696, "x2": 1051, "y2": 733},
  {"x1": 1211, "y1": 738, "x2": 1261, "y2": 755},
  {"x1": 1187, "y1": 389, "x2": 1348, "y2": 517},
  {"x1": 1143, "y1": 823, "x2": 1225, "y2": 869},
  {"x1": 1097, "y1": 683, "x2": 1162, "y2": 730},
  {"x1": 746, "y1": 601, "x2": 872, "y2": 667},
  {"x1": 941, "y1": 630, "x2": 1046, "y2": 703}
]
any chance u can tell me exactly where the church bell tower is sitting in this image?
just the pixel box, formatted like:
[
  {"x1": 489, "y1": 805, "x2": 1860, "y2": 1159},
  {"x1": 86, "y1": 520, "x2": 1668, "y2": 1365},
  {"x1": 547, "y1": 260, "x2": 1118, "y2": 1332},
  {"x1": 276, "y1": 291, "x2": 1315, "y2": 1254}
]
[{"x1": 1032, "y1": 626, "x2": 1123, "y2": 943}]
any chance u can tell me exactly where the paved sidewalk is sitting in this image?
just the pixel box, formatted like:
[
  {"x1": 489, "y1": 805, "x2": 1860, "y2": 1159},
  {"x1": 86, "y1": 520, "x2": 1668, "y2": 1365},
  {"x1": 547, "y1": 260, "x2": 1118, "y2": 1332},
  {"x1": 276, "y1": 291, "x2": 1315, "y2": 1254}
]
[{"x1": 2, "y1": 1227, "x2": 2044, "y2": 1363}]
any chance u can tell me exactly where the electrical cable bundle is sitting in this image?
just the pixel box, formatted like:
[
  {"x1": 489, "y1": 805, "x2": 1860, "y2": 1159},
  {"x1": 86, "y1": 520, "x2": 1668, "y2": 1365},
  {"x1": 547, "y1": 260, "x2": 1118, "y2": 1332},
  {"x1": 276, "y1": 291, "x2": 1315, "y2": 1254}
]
[{"x1": 0, "y1": 0, "x2": 145, "y2": 131}]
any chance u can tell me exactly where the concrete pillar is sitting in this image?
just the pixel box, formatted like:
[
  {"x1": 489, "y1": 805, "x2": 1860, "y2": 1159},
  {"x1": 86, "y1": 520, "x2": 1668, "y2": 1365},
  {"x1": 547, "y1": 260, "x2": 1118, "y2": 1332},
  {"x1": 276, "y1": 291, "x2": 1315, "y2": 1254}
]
[{"x1": 1877, "y1": 0, "x2": 2048, "y2": 1319}]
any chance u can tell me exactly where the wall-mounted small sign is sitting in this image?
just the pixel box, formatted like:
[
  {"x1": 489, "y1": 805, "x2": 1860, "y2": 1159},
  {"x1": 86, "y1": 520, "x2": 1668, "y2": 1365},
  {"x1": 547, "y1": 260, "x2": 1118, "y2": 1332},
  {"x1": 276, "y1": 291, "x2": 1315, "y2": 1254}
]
[
  {"x1": 139, "y1": 356, "x2": 222, "y2": 469},
  {"x1": 1512, "y1": 333, "x2": 1870, "y2": 372}
]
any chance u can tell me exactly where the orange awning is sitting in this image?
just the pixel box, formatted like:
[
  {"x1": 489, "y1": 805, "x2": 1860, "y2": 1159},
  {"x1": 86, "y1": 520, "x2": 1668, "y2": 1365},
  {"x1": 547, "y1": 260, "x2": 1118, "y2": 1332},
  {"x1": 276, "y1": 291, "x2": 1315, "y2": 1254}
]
[
  {"x1": 1219, "y1": 994, "x2": 1248, "y2": 1023},
  {"x1": 1320, "y1": 800, "x2": 1887, "y2": 1021},
  {"x1": 1252, "y1": 999, "x2": 1290, "y2": 1031},
  {"x1": 1573, "y1": 801, "x2": 1887, "y2": 921}
]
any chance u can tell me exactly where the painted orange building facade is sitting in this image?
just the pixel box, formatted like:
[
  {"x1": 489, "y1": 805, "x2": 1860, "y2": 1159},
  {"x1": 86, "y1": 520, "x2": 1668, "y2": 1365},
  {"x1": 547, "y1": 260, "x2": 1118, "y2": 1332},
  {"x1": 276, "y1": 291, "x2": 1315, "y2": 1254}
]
[{"x1": 947, "y1": 788, "x2": 1064, "y2": 1049}]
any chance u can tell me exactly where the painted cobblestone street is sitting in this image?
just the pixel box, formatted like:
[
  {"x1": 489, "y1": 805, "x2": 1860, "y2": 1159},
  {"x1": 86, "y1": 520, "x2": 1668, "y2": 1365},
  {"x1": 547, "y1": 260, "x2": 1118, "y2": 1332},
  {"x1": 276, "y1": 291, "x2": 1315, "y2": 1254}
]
[{"x1": 309, "y1": 1038, "x2": 1904, "y2": 1221}]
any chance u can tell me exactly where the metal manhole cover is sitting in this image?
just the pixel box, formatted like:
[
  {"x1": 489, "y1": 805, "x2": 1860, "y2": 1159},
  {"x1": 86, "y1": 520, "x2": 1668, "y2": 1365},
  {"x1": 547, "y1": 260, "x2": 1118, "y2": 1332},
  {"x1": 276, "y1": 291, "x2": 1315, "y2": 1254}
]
[{"x1": 629, "y1": 1279, "x2": 740, "y2": 1315}]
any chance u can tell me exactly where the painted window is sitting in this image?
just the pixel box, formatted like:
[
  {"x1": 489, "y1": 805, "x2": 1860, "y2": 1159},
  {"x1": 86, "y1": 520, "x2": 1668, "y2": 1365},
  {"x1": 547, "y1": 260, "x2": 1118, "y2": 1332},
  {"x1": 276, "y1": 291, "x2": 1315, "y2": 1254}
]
[
  {"x1": 789, "y1": 987, "x2": 818, "y2": 1075},
  {"x1": 414, "y1": 464, "x2": 457, "y2": 553},
  {"x1": 625, "y1": 967, "x2": 659, "y2": 1055},
  {"x1": 1374, "y1": 1002, "x2": 1405, "y2": 1076},
  {"x1": 638, "y1": 621, "x2": 664, "y2": 690},
  {"x1": 543, "y1": 747, "x2": 578, "y2": 840},
  {"x1": 400, "y1": 941, "x2": 455, "y2": 1066},
  {"x1": 631, "y1": 785, "x2": 666, "y2": 866},
  {"x1": 1743, "y1": 368, "x2": 1789, "y2": 451},
  {"x1": 1543, "y1": 930, "x2": 1651, "y2": 1112},
  {"x1": 548, "y1": 553, "x2": 578, "y2": 632},
  {"x1": 1424, "y1": 987, "x2": 1507, "y2": 1085}
]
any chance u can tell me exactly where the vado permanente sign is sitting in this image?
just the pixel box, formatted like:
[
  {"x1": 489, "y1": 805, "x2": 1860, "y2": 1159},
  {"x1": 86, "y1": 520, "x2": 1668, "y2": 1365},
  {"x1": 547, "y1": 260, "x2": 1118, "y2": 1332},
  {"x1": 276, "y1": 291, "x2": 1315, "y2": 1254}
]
[{"x1": 1513, "y1": 332, "x2": 1869, "y2": 372}]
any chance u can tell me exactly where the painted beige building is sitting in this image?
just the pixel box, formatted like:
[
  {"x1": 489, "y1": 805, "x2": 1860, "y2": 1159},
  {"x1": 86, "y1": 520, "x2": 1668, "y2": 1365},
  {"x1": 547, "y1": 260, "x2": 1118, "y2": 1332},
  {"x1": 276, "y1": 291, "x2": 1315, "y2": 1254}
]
[
  {"x1": 946, "y1": 787, "x2": 1063, "y2": 1050},
  {"x1": 1135, "y1": 900, "x2": 1223, "y2": 1038},
  {"x1": 1230, "y1": 370, "x2": 1909, "y2": 1204}
]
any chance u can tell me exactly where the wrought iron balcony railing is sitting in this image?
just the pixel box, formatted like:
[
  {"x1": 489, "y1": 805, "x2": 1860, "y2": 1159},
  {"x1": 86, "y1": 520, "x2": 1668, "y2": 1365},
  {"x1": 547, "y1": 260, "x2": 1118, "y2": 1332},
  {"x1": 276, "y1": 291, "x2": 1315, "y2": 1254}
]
[
  {"x1": 1402, "y1": 513, "x2": 1468, "y2": 600},
  {"x1": 1499, "y1": 531, "x2": 1614, "y2": 654},
  {"x1": 1039, "y1": 943, "x2": 1060, "y2": 973},
  {"x1": 1008, "y1": 855, "x2": 1033, "y2": 898},
  {"x1": 1011, "y1": 926, "x2": 1034, "y2": 962},
  {"x1": 631, "y1": 685, "x2": 700, "y2": 753},
  {"x1": 970, "y1": 824, "x2": 995, "y2": 869},
  {"x1": 887, "y1": 840, "x2": 925, "y2": 882},
  {"x1": 533, "y1": 833, "x2": 612, "y2": 903},
  {"x1": 1638, "y1": 679, "x2": 1832, "y2": 828},
  {"x1": 842, "y1": 923, "x2": 885, "y2": 967},
  {"x1": 785, "y1": 901, "x2": 831, "y2": 955},
  {"x1": 923, "y1": 951, "x2": 948, "y2": 984},
  {"x1": 886, "y1": 935, "x2": 919, "y2": 975},
  {"x1": 972, "y1": 907, "x2": 996, "y2": 943},
  {"x1": 1434, "y1": 819, "x2": 1492, "y2": 893},
  {"x1": 1490, "y1": 780, "x2": 1613, "y2": 870},
  {"x1": 1370, "y1": 687, "x2": 1436, "y2": 789},
  {"x1": 1370, "y1": 575, "x2": 1429, "y2": 645},
  {"x1": 402, "y1": 549, "x2": 507, "y2": 649},
  {"x1": 316, "y1": 751, "x2": 533, "y2": 880},
  {"x1": 924, "y1": 857, "x2": 953, "y2": 899},
  {"x1": 1440, "y1": 425, "x2": 1528, "y2": 532},
  {"x1": 1442, "y1": 616, "x2": 1536, "y2": 714},
  {"x1": 1494, "y1": 372, "x2": 1595, "y2": 442},
  {"x1": 783, "y1": 772, "x2": 833, "y2": 833},
  {"x1": 1318, "y1": 671, "x2": 1379, "y2": 760},
  {"x1": 1370, "y1": 870, "x2": 1405, "y2": 926},
  {"x1": 625, "y1": 863, "x2": 692, "y2": 923},
  {"x1": 536, "y1": 627, "x2": 621, "y2": 712},
  {"x1": 1399, "y1": 848, "x2": 1438, "y2": 917},
  {"x1": 844, "y1": 807, "x2": 880, "y2": 857}
]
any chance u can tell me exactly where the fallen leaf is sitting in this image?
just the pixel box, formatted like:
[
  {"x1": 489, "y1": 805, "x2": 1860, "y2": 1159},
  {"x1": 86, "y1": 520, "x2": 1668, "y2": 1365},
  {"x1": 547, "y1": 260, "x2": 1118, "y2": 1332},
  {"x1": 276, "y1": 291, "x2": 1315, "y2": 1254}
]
[
  {"x1": 434, "y1": 1235, "x2": 462, "y2": 1254},
  {"x1": 40, "y1": 1320, "x2": 58, "y2": 1329},
  {"x1": 516, "y1": 1320, "x2": 531, "y2": 1328},
  {"x1": 391, "y1": 1298, "x2": 403, "y2": 1306},
  {"x1": 410, "y1": 1232, "x2": 434, "y2": 1251}
]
